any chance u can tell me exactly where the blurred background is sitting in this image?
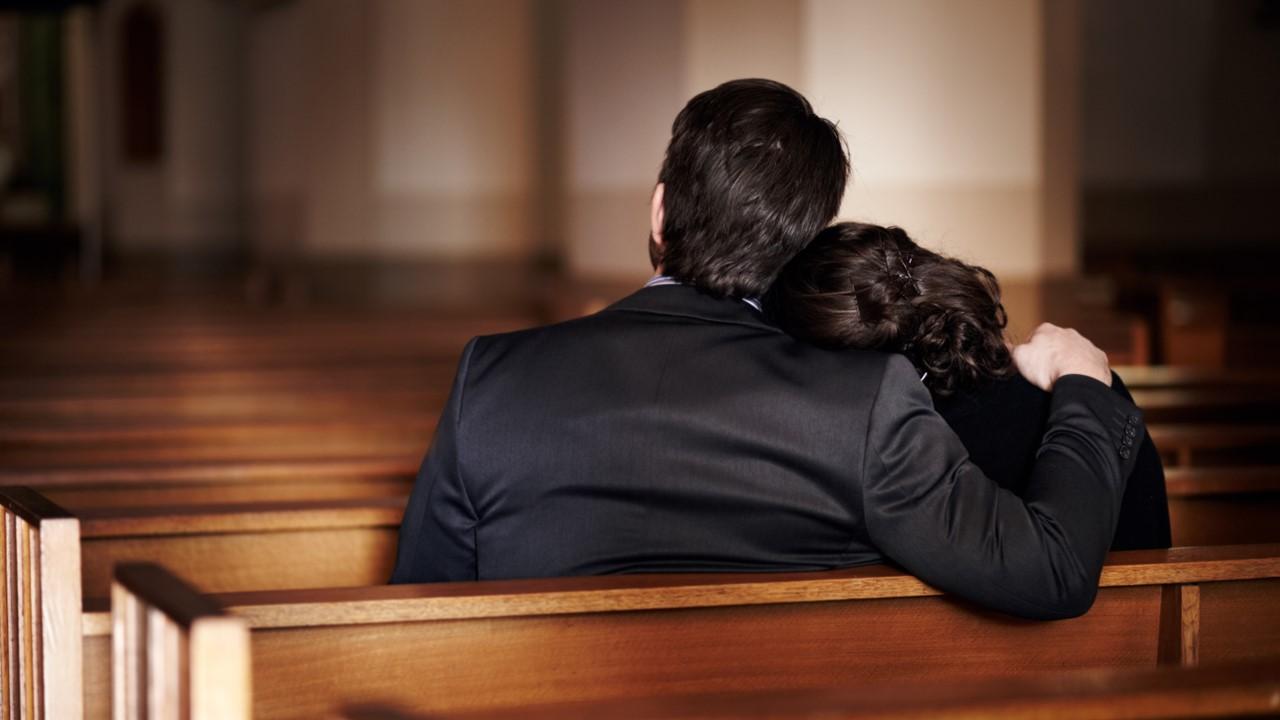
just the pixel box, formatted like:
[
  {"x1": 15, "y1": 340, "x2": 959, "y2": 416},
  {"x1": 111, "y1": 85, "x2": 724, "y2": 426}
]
[{"x1": 1, "y1": 0, "x2": 1278, "y2": 366}]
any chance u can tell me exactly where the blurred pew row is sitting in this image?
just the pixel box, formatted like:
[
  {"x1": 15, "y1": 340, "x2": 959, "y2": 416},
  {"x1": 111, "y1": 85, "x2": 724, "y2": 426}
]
[{"x1": 1, "y1": 276, "x2": 1278, "y2": 719}]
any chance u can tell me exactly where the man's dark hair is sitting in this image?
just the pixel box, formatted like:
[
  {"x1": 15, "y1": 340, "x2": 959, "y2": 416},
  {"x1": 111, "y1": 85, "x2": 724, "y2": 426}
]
[
  {"x1": 770, "y1": 222, "x2": 1014, "y2": 397},
  {"x1": 655, "y1": 79, "x2": 848, "y2": 298}
]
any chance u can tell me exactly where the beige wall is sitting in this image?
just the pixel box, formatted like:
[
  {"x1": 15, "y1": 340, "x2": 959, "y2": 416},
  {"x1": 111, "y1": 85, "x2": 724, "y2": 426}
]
[
  {"x1": 94, "y1": 0, "x2": 1087, "y2": 287},
  {"x1": 561, "y1": 0, "x2": 683, "y2": 279},
  {"x1": 683, "y1": 0, "x2": 802, "y2": 96},
  {"x1": 563, "y1": 0, "x2": 805, "y2": 280},
  {"x1": 248, "y1": 0, "x2": 372, "y2": 259},
  {"x1": 64, "y1": 7, "x2": 98, "y2": 236},
  {"x1": 103, "y1": 0, "x2": 243, "y2": 252},
  {"x1": 804, "y1": 0, "x2": 1061, "y2": 282},
  {"x1": 246, "y1": 0, "x2": 536, "y2": 262},
  {"x1": 558, "y1": 0, "x2": 1077, "y2": 290},
  {"x1": 371, "y1": 0, "x2": 535, "y2": 260}
]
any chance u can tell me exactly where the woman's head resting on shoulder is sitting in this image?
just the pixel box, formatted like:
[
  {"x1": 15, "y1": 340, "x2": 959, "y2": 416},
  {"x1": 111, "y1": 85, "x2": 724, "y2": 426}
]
[{"x1": 769, "y1": 221, "x2": 1014, "y2": 397}]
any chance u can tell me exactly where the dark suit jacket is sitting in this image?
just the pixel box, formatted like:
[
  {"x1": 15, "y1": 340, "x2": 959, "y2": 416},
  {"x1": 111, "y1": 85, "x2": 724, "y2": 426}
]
[
  {"x1": 937, "y1": 374, "x2": 1172, "y2": 551},
  {"x1": 391, "y1": 285, "x2": 1143, "y2": 619}
]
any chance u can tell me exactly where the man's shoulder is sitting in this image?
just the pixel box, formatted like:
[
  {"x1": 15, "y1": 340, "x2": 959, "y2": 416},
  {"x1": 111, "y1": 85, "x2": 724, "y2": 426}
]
[
  {"x1": 469, "y1": 305, "x2": 895, "y2": 370},
  {"x1": 466, "y1": 308, "x2": 619, "y2": 356}
]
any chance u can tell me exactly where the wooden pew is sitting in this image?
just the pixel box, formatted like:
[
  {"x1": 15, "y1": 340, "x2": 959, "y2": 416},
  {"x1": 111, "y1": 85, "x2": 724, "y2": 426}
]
[
  {"x1": 1116, "y1": 365, "x2": 1280, "y2": 391},
  {"x1": 0, "y1": 487, "x2": 403, "y2": 600},
  {"x1": 0, "y1": 315, "x2": 529, "y2": 373},
  {"x1": 1167, "y1": 466, "x2": 1280, "y2": 546},
  {"x1": 66, "y1": 545, "x2": 1280, "y2": 719},
  {"x1": 6, "y1": 482, "x2": 1278, "y2": 719},
  {"x1": 36, "y1": 380, "x2": 1280, "y2": 429},
  {"x1": 0, "y1": 363, "x2": 459, "y2": 402},
  {"x1": 112, "y1": 564, "x2": 250, "y2": 720},
  {"x1": 1148, "y1": 423, "x2": 1280, "y2": 467},
  {"x1": 1128, "y1": 387, "x2": 1280, "y2": 423},
  {"x1": 0, "y1": 488, "x2": 82, "y2": 719},
  {"x1": 0, "y1": 416, "x2": 437, "y2": 468},
  {"x1": 0, "y1": 387, "x2": 449, "y2": 425},
  {"x1": 345, "y1": 659, "x2": 1280, "y2": 719},
  {"x1": 0, "y1": 456, "x2": 417, "y2": 509}
]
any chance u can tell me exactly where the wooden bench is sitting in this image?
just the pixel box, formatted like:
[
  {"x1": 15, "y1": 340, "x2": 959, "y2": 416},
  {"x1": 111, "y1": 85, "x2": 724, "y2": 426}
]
[
  {"x1": 0, "y1": 487, "x2": 403, "y2": 601},
  {"x1": 0, "y1": 363, "x2": 458, "y2": 402},
  {"x1": 344, "y1": 659, "x2": 1280, "y2": 719},
  {"x1": 4, "y1": 480, "x2": 1277, "y2": 718},
  {"x1": 0, "y1": 487, "x2": 81, "y2": 719},
  {"x1": 1148, "y1": 423, "x2": 1280, "y2": 467},
  {"x1": 1167, "y1": 466, "x2": 1280, "y2": 546},
  {"x1": 1116, "y1": 365, "x2": 1280, "y2": 391},
  {"x1": 1, "y1": 316, "x2": 528, "y2": 373},
  {"x1": 0, "y1": 456, "x2": 417, "y2": 509},
  {"x1": 0, "y1": 416, "x2": 437, "y2": 468},
  {"x1": 0, "y1": 387, "x2": 449, "y2": 426},
  {"x1": 63, "y1": 545, "x2": 1280, "y2": 719},
  {"x1": 1128, "y1": 387, "x2": 1280, "y2": 423}
]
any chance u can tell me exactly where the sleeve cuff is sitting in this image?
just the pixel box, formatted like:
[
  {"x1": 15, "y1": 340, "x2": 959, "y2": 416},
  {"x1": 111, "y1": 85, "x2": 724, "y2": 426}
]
[{"x1": 1053, "y1": 373, "x2": 1145, "y2": 479}]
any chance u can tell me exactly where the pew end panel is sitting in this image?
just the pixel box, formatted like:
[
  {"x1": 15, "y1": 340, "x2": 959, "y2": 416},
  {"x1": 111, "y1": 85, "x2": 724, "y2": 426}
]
[
  {"x1": 112, "y1": 563, "x2": 250, "y2": 720},
  {"x1": 0, "y1": 486, "x2": 83, "y2": 720}
]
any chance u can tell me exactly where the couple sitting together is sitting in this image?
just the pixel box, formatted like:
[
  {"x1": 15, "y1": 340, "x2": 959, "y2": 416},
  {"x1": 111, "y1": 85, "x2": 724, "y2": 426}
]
[{"x1": 391, "y1": 78, "x2": 1169, "y2": 620}]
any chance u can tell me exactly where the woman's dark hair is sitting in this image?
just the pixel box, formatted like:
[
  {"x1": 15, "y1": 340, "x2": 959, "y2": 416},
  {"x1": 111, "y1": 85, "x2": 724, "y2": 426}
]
[
  {"x1": 770, "y1": 222, "x2": 1013, "y2": 397},
  {"x1": 656, "y1": 79, "x2": 849, "y2": 299}
]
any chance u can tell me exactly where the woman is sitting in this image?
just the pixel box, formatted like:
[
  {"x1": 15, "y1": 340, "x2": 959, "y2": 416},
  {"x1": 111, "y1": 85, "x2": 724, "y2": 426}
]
[{"x1": 770, "y1": 222, "x2": 1171, "y2": 550}]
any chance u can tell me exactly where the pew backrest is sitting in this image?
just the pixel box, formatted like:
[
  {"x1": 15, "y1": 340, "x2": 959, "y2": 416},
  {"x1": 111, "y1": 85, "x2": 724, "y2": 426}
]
[
  {"x1": 0, "y1": 456, "x2": 416, "y2": 510},
  {"x1": 338, "y1": 659, "x2": 1280, "y2": 720},
  {"x1": 1148, "y1": 424, "x2": 1280, "y2": 467},
  {"x1": 226, "y1": 544, "x2": 1280, "y2": 717},
  {"x1": 74, "y1": 544, "x2": 1280, "y2": 719},
  {"x1": 1167, "y1": 467, "x2": 1280, "y2": 545}
]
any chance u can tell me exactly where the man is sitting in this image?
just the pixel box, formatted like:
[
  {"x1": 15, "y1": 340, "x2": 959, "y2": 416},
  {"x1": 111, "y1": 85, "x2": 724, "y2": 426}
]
[{"x1": 391, "y1": 79, "x2": 1141, "y2": 620}]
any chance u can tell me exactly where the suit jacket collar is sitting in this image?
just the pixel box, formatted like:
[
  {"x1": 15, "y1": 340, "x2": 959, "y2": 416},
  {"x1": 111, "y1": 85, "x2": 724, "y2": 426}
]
[{"x1": 604, "y1": 284, "x2": 781, "y2": 334}]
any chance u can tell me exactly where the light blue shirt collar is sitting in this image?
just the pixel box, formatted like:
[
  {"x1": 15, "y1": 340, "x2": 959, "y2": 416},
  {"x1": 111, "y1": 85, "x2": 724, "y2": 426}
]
[{"x1": 644, "y1": 275, "x2": 762, "y2": 312}]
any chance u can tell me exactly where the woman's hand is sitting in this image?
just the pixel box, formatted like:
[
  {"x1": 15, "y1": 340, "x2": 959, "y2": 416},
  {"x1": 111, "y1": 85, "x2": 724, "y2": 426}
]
[{"x1": 1012, "y1": 323, "x2": 1111, "y2": 391}]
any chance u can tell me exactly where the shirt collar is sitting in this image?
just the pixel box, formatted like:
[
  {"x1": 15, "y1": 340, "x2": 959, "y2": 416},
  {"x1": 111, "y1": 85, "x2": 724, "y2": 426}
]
[{"x1": 644, "y1": 275, "x2": 762, "y2": 312}]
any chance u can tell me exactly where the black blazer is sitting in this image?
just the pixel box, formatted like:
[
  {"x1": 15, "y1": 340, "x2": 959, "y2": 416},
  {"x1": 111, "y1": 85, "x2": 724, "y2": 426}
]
[
  {"x1": 936, "y1": 374, "x2": 1172, "y2": 551},
  {"x1": 391, "y1": 285, "x2": 1144, "y2": 619}
]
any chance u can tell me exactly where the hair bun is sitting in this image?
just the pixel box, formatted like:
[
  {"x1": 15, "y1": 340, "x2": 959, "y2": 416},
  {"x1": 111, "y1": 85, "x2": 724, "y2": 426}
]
[{"x1": 772, "y1": 222, "x2": 1013, "y2": 396}]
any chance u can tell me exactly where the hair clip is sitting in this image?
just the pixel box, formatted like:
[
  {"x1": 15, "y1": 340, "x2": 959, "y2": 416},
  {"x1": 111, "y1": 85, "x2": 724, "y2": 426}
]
[{"x1": 895, "y1": 253, "x2": 921, "y2": 296}]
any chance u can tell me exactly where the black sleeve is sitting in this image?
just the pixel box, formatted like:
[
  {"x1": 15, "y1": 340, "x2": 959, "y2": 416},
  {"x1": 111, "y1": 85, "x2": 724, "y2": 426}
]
[
  {"x1": 1107, "y1": 373, "x2": 1173, "y2": 550},
  {"x1": 860, "y1": 355, "x2": 1143, "y2": 619},
  {"x1": 390, "y1": 338, "x2": 480, "y2": 583}
]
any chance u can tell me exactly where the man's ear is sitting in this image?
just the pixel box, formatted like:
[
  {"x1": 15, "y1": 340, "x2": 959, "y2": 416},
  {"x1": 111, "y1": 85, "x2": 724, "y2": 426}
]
[{"x1": 650, "y1": 183, "x2": 665, "y2": 246}]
